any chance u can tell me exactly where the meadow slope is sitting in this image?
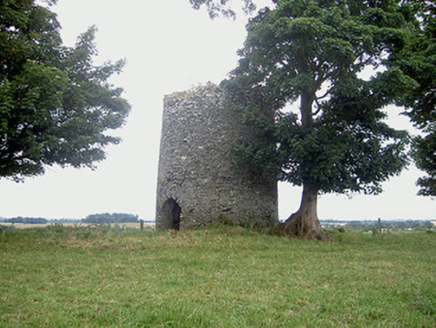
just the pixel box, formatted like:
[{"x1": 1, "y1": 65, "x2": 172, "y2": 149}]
[{"x1": 0, "y1": 226, "x2": 435, "y2": 327}]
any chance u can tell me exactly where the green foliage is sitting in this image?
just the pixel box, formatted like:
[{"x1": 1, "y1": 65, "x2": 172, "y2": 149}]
[
  {"x1": 82, "y1": 212, "x2": 139, "y2": 224},
  {"x1": 0, "y1": 0, "x2": 130, "y2": 181},
  {"x1": 343, "y1": 220, "x2": 435, "y2": 232},
  {"x1": 189, "y1": 0, "x2": 257, "y2": 18},
  {"x1": 222, "y1": 0, "x2": 415, "y2": 197},
  {"x1": 392, "y1": 0, "x2": 436, "y2": 196},
  {"x1": 0, "y1": 224, "x2": 16, "y2": 232},
  {"x1": 0, "y1": 227, "x2": 435, "y2": 326},
  {"x1": 411, "y1": 133, "x2": 436, "y2": 196},
  {"x1": 4, "y1": 217, "x2": 47, "y2": 224}
]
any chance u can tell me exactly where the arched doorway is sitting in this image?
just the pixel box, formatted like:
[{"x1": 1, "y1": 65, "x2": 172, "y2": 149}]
[{"x1": 161, "y1": 198, "x2": 181, "y2": 230}]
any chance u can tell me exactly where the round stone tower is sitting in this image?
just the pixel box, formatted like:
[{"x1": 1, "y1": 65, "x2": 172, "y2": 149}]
[{"x1": 155, "y1": 83, "x2": 278, "y2": 230}]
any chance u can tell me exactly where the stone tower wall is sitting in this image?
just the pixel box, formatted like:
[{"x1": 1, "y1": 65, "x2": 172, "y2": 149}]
[{"x1": 155, "y1": 83, "x2": 278, "y2": 230}]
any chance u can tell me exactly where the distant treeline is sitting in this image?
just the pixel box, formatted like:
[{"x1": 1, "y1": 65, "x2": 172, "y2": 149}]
[
  {"x1": 2, "y1": 217, "x2": 48, "y2": 224},
  {"x1": 322, "y1": 220, "x2": 434, "y2": 231},
  {"x1": 81, "y1": 213, "x2": 139, "y2": 224},
  {"x1": 0, "y1": 213, "x2": 147, "y2": 224}
]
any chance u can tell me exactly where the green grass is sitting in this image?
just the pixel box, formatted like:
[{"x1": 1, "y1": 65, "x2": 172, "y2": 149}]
[{"x1": 0, "y1": 226, "x2": 435, "y2": 327}]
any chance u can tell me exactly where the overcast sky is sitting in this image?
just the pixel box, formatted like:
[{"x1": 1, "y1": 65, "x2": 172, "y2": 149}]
[{"x1": 0, "y1": 0, "x2": 433, "y2": 221}]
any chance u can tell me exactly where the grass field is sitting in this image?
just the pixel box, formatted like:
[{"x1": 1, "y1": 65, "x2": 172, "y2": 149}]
[{"x1": 0, "y1": 225, "x2": 435, "y2": 327}]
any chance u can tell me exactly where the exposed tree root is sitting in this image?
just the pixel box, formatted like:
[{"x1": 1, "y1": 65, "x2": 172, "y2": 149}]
[
  {"x1": 280, "y1": 210, "x2": 330, "y2": 240},
  {"x1": 272, "y1": 183, "x2": 330, "y2": 240}
]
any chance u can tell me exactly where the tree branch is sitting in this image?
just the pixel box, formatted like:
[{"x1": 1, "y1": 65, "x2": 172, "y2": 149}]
[{"x1": 313, "y1": 99, "x2": 323, "y2": 116}]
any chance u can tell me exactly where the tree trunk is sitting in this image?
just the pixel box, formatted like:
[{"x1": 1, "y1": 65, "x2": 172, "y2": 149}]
[
  {"x1": 282, "y1": 182, "x2": 329, "y2": 240},
  {"x1": 277, "y1": 88, "x2": 329, "y2": 239}
]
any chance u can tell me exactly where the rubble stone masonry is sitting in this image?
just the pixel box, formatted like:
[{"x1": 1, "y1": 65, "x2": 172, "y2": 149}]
[{"x1": 155, "y1": 83, "x2": 278, "y2": 230}]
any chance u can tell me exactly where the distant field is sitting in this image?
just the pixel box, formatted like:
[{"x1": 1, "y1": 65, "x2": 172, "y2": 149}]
[
  {"x1": 0, "y1": 226, "x2": 434, "y2": 327},
  {"x1": 0, "y1": 221, "x2": 155, "y2": 229}
]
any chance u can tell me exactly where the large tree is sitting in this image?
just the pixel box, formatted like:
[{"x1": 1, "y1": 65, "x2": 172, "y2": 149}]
[
  {"x1": 190, "y1": 0, "x2": 435, "y2": 198},
  {"x1": 0, "y1": 0, "x2": 130, "y2": 181},
  {"x1": 394, "y1": 0, "x2": 436, "y2": 196},
  {"x1": 221, "y1": 0, "x2": 418, "y2": 239}
]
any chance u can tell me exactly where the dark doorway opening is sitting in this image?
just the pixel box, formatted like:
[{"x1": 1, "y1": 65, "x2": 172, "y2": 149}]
[{"x1": 161, "y1": 198, "x2": 181, "y2": 230}]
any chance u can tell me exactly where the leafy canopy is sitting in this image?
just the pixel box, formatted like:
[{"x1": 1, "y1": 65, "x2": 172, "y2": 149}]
[
  {"x1": 0, "y1": 0, "x2": 130, "y2": 181},
  {"x1": 394, "y1": 0, "x2": 436, "y2": 196},
  {"x1": 222, "y1": 0, "x2": 416, "y2": 195},
  {"x1": 189, "y1": 0, "x2": 257, "y2": 18}
]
